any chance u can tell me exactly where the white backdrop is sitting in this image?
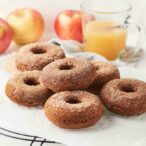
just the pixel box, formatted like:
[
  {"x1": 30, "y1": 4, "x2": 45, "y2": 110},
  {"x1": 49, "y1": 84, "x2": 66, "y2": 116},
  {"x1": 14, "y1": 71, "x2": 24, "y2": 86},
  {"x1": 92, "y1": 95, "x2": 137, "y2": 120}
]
[
  {"x1": 0, "y1": 1, "x2": 146, "y2": 145},
  {"x1": 0, "y1": 0, "x2": 145, "y2": 34}
]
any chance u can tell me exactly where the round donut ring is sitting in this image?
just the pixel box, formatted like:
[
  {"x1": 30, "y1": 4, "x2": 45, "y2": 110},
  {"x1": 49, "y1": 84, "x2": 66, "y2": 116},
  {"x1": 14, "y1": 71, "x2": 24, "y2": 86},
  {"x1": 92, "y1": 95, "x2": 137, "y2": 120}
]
[
  {"x1": 5, "y1": 70, "x2": 53, "y2": 107},
  {"x1": 41, "y1": 58, "x2": 96, "y2": 92},
  {"x1": 45, "y1": 91, "x2": 104, "y2": 129},
  {"x1": 100, "y1": 78, "x2": 146, "y2": 116},
  {"x1": 15, "y1": 42, "x2": 65, "y2": 71}
]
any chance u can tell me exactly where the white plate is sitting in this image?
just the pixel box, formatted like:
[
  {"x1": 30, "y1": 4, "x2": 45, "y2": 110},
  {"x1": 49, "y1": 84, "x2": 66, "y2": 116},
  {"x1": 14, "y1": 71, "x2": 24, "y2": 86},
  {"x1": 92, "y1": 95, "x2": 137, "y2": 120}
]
[{"x1": 0, "y1": 67, "x2": 146, "y2": 146}]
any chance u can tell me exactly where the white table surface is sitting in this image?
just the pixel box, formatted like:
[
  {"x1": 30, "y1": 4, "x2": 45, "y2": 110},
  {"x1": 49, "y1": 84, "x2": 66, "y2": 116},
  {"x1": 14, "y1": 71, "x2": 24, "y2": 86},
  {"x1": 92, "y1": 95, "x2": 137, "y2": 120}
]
[{"x1": 0, "y1": 0, "x2": 146, "y2": 145}]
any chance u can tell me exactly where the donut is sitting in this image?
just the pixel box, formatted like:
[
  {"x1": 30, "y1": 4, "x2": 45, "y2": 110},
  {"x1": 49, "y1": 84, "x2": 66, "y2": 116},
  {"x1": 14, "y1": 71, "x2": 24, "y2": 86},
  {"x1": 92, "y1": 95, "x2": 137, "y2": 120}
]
[
  {"x1": 45, "y1": 91, "x2": 104, "y2": 129},
  {"x1": 89, "y1": 61, "x2": 120, "y2": 91},
  {"x1": 41, "y1": 58, "x2": 96, "y2": 92},
  {"x1": 5, "y1": 70, "x2": 53, "y2": 107},
  {"x1": 100, "y1": 78, "x2": 146, "y2": 116},
  {"x1": 86, "y1": 85, "x2": 99, "y2": 95},
  {"x1": 15, "y1": 42, "x2": 65, "y2": 71}
]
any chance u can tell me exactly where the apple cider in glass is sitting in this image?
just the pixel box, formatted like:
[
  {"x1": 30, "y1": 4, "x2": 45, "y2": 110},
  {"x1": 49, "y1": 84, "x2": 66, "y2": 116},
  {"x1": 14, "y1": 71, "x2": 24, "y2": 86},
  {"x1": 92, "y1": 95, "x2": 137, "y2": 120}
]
[
  {"x1": 83, "y1": 21, "x2": 127, "y2": 60},
  {"x1": 81, "y1": 0, "x2": 143, "y2": 61}
]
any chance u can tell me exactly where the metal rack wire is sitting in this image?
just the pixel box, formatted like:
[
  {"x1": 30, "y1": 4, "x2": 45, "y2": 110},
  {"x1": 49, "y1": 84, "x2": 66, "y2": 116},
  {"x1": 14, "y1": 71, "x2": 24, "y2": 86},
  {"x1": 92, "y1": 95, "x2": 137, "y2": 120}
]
[{"x1": 0, "y1": 127, "x2": 58, "y2": 146}]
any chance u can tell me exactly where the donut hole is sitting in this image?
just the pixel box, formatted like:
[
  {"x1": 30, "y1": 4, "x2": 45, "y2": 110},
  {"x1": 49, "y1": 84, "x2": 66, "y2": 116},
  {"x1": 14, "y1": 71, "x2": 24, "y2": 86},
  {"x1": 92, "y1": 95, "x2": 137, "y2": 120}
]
[
  {"x1": 31, "y1": 47, "x2": 46, "y2": 54},
  {"x1": 24, "y1": 78, "x2": 40, "y2": 86},
  {"x1": 59, "y1": 64, "x2": 74, "y2": 70},
  {"x1": 66, "y1": 97, "x2": 81, "y2": 104},
  {"x1": 95, "y1": 65, "x2": 100, "y2": 70},
  {"x1": 121, "y1": 85, "x2": 136, "y2": 93}
]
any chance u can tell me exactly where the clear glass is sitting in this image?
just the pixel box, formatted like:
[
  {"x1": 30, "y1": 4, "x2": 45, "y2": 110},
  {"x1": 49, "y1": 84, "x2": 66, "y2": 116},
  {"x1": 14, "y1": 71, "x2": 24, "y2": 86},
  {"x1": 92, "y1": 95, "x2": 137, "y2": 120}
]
[{"x1": 81, "y1": 0, "x2": 141, "y2": 61}]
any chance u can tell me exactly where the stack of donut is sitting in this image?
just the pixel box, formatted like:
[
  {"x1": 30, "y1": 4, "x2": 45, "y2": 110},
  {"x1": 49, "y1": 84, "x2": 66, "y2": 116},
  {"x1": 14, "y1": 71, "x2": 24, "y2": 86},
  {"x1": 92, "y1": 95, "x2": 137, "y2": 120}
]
[{"x1": 5, "y1": 42, "x2": 146, "y2": 129}]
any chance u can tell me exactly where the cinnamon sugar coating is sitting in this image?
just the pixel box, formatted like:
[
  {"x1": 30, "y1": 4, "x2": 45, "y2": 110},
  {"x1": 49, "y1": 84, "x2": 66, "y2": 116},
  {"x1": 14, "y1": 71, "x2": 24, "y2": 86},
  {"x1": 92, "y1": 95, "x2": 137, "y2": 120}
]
[
  {"x1": 5, "y1": 70, "x2": 53, "y2": 107},
  {"x1": 15, "y1": 42, "x2": 65, "y2": 71},
  {"x1": 45, "y1": 91, "x2": 104, "y2": 129},
  {"x1": 90, "y1": 61, "x2": 120, "y2": 89},
  {"x1": 41, "y1": 58, "x2": 96, "y2": 92},
  {"x1": 100, "y1": 78, "x2": 146, "y2": 116},
  {"x1": 87, "y1": 61, "x2": 120, "y2": 94}
]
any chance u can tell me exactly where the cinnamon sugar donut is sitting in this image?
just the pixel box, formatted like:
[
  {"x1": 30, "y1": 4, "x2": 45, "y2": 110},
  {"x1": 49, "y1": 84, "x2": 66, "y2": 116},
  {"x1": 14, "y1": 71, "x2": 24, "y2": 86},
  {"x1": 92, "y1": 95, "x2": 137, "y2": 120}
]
[
  {"x1": 15, "y1": 42, "x2": 65, "y2": 71},
  {"x1": 5, "y1": 70, "x2": 53, "y2": 107},
  {"x1": 41, "y1": 58, "x2": 96, "y2": 92},
  {"x1": 89, "y1": 61, "x2": 120, "y2": 90},
  {"x1": 45, "y1": 91, "x2": 104, "y2": 129},
  {"x1": 100, "y1": 78, "x2": 146, "y2": 116}
]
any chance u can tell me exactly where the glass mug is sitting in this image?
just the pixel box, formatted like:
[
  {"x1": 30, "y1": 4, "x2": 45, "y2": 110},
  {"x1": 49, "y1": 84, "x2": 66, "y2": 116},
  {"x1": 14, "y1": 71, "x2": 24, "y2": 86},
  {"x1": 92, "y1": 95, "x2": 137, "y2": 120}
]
[{"x1": 81, "y1": 0, "x2": 143, "y2": 60}]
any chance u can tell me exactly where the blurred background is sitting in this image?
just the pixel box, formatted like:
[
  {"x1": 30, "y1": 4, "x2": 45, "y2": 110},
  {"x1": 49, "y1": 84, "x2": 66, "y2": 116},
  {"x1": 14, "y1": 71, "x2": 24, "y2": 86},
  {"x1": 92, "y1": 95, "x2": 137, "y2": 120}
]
[{"x1": 0, "y1": 0, "x2": 145, "y2": 35}]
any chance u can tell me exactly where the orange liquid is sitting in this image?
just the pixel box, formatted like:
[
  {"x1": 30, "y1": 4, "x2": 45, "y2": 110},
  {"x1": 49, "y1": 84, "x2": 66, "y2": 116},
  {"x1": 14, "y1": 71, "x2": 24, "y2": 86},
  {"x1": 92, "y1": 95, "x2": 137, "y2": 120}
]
[{"x1": 83, "y1": 21, "x2": 127, "y2": 60}]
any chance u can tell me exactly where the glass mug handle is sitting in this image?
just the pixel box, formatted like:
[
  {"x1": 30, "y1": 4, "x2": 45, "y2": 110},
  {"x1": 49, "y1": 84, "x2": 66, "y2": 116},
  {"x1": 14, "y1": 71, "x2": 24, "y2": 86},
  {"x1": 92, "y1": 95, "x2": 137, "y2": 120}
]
[{"x1": 118, "y1": 16, "x2": 144, "y2": 62}]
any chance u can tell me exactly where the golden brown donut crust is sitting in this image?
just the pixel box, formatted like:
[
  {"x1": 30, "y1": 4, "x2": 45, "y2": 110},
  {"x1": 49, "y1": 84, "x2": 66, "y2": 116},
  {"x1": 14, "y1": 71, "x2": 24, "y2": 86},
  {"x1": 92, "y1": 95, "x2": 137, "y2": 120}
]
[
  {"x1": 15, "y1": 42, "x2": 65, "y2": 71},
  {"x1": 90, "y1": 61, "x2": 120, "y2": 90},
  {"x1": 41, "y1": 58, "x2": 96, "y2": 92},
  {"x1": 5, "y1": 70, "x2": 53, "y2": 107},
  {"x1": 100, "y1": 78, "x2": 146, "y2": 116},
  {"x1": 45, "y1": 91, "x2": 104, "y2": 129}
]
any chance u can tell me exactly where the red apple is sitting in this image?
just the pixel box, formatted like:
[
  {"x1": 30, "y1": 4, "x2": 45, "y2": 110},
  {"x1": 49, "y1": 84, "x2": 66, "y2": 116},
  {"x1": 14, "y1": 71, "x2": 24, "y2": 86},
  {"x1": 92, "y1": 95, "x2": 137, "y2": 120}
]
[
  {"x1": 0, "y1": 18, "x2": 13, "y2": 54},
  {"x1": 54, "y1": 10, "x2": 82, "y2": 42},
  {"x1": 7, "y1": 8, "x2": 44, "y2": 45}
]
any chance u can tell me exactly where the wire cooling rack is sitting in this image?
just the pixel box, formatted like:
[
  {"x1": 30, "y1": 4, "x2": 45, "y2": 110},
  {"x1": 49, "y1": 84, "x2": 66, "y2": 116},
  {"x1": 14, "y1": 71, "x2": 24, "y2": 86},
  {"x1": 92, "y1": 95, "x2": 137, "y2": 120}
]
[{"x1": 0, "y1": 127, "x2": 58, "y2": 146}]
